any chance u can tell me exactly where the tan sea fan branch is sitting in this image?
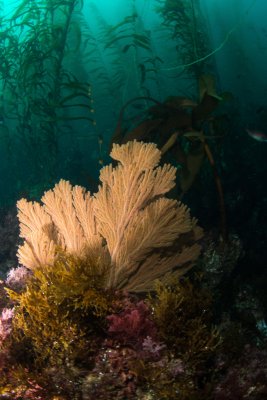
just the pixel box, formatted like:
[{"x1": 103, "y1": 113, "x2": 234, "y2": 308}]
[{"x1": 16, "y1": 140, "x2": 203, "y2": 291}]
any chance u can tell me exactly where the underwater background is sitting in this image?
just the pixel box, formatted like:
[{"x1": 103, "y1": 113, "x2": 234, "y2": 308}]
[{"x1": 1, "y1": 0, "x2": 267, "y2": 398}]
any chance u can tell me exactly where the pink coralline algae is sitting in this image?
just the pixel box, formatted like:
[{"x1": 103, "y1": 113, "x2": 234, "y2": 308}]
[
  {"x1": 141, "y1": 335, "x2": 166, "y2": 359},
  {"x1": 0, "y1": 307, "x2": 14, "y2": 343},
  {"x1": 5, "y1": 265, "x2": 32, "y2": 291},
  {"x1": 107, "y1": 300, "x2": 157, "y2": 348}
]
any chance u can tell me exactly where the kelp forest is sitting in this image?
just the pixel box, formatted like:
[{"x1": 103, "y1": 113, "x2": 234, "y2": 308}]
[
  {"x1": 0, "y1": 0, "x2": 227, "y2": 204},
  {"x1": 0, "y1": 0, "x2": 267, "y2": 399}
]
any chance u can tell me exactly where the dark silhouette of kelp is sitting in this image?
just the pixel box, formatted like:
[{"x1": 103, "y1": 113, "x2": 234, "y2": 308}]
[
  {"x1": 110, "y1": 74, "x2": 229, "y2": 241},
  {"x1": 0, "y1": 0, "x2": 94, "y2": 199}
]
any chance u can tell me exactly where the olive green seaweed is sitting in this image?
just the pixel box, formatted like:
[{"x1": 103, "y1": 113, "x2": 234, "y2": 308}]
[{"x1": 7, "y1": 249, "x2": 112, "y2": 367}]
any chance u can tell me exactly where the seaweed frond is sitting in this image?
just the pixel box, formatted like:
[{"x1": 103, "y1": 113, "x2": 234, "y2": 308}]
[
  {"x1": 7, "y1": 250, "x2": 112, "y2": 367},
  {"x1": 150, "y1": 277, "x2": 221, "y2": 367}
]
